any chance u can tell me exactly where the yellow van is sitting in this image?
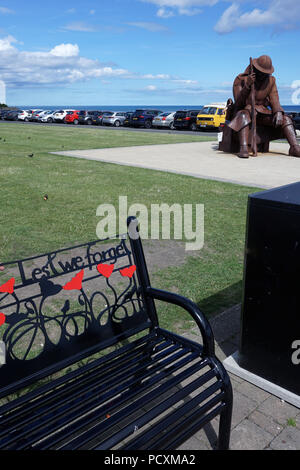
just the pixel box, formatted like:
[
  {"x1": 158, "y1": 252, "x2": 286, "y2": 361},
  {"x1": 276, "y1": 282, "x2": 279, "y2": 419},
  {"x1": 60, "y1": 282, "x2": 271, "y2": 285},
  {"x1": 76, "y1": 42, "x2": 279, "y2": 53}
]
[{"x1": 196, "y1": 103, "x2": 226, "y2": 130}]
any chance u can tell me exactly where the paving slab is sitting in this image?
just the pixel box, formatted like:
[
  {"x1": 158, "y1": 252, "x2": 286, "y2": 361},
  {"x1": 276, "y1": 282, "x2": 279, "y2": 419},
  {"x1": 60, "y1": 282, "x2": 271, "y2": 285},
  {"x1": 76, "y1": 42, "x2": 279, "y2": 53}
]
[{"x1": 52, "y1": 141, "x2": 300, "y2": 189}]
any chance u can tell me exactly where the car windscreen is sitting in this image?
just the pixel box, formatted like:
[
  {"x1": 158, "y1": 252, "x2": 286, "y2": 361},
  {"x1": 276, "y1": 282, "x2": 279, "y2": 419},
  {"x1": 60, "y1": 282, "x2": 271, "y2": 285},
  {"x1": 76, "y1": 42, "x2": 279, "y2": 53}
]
[
  {"x1": 79, "y1": 111, "x2": 86, "y2": 115},
  {"x1": 200, "y1": 107, "x2": 217, "y2": 115},
  {"x1": 175, "y1": 111, "x2": 187, "y2": 117},
  {"x1": 103, "y1": 112, "x2": 114, "y2": 116}
]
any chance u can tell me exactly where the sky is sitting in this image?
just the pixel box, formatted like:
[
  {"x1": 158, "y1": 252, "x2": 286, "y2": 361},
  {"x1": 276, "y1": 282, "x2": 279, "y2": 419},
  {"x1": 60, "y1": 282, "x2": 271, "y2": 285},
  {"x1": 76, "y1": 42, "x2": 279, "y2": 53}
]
[{"x1": 0, "y1": 0, "x2": 300, "y2": 106}]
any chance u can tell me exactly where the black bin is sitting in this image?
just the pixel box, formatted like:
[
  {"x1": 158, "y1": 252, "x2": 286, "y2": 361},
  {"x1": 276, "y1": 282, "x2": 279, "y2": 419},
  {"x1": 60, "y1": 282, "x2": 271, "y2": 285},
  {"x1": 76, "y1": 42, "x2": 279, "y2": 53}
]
[{"x1": 239, "y1": 182, "x2": 300, "y2": 395}]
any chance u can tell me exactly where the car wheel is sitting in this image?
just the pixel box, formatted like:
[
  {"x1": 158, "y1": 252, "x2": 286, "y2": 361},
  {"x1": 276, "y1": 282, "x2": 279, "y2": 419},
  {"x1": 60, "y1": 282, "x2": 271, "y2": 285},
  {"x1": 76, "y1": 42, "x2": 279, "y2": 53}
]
[
  {"x1": 114, "y1": 120, "x2": 120, "y2": 127},
  {"x1": 190, "y1": 122, "x2": 197, "y2": 131},
  {"x1": 47, "y1": 118, "x2": 53, "y2": 123},
  {"x1": 87, "y1": 119, "x2": 92, "y2": 125},
  {"x1": 169, "y1": 121, "x2": 175, "y2": 130},
  {"x1": 73, "y1": 119, "x2": 78, "y2": 125},
  {"x1": 144, "y1": 120, "x2": 152, "y2": 129},
  {"x1": 24, "y1": 117, "x2": 29, "y2": 122}
]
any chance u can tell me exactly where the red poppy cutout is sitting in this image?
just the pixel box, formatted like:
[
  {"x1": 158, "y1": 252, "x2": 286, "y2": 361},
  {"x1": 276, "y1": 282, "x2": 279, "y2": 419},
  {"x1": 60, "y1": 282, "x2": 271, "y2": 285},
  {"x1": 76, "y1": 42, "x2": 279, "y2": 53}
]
[
  {"x1": 0, "y1": 313, "x2": 6, "y2": 326},
  {"x1": 120, "y1": 265, "x2": 136, "y2": 278},
  {"x1": 97, "y1": 264, "x2": 114, "y2": 278},
  {"x1": 63, "y1": 269, "x2": 84, "y2": 291},
  {"x1": 0, "y1": 277, "x2": 15, "y2": 294}
]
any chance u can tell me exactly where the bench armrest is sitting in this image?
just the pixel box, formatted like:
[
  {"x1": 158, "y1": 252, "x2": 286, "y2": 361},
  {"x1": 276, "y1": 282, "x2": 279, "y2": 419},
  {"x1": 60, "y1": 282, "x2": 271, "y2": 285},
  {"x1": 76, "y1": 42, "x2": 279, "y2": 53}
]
[{"x1": 146, "y1": 287, "x2": 215, "y2": 357}]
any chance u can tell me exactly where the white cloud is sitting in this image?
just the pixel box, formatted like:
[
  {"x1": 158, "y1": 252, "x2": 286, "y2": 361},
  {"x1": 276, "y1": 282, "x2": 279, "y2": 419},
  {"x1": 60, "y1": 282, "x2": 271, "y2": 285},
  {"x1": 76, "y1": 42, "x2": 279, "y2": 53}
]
[
  {"x1": 140, "y1": 0, "x2": 217, "y2": 17},
  {"x1": 89, "y1": 9, "x2": 96, "y2": 15},
  {"x1": 50, "y1": 43, "x2": 79, "y2": 57},
  {"x1": 126, "y1": 21, "x2": 169, "y2": 32},
  {"x1": 157, "y1": 7, "x2": 175, "y2": 17},
  {"x1": 62, "y1": 22, "x2": 98, "y2": 32},
  {"x1": 0, "y1": 35, "x2": 17, "y2": 51},
  {"x1": 215, "y1": 1, "x2": 300, "y2": 33},
  {"x1": 0, "y1": 36, "x2": 131, "y2": 87},
  {"x1": 0, "y1": 6, "x2": 14, "y2": 14}
]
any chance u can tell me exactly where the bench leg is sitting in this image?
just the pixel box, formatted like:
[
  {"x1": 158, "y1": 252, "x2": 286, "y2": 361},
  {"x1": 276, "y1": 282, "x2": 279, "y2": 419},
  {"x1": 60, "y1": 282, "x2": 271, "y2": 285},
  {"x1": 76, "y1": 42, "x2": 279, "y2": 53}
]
[
  {"x1": 218, "y1": 398, "x2": 233, "y2": 450},
  {"x1": 212, "y1": 358, "x2": 233, "y2": 450}
]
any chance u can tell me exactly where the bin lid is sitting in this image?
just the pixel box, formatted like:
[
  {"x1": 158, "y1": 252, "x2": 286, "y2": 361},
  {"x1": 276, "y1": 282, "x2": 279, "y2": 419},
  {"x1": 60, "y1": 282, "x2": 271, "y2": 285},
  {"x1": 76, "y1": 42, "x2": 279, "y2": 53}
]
[{"x1": 249, "y1": 181, "x2": 300, "y2": 210}]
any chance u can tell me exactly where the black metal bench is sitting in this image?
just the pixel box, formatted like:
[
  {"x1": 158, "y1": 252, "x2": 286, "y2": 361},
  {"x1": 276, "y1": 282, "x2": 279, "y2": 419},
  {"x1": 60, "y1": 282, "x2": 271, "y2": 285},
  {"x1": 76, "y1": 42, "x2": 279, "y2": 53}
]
[{"x1": 0, "y1": 217, "x2": 232, "y2": 450}]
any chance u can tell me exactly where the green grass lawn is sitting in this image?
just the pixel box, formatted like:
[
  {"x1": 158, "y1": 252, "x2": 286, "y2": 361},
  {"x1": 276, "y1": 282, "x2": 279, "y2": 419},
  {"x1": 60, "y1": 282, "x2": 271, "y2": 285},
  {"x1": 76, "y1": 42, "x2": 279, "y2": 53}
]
[{"x1": 0, "y1": 122, "x2": 262, "y2": 332}]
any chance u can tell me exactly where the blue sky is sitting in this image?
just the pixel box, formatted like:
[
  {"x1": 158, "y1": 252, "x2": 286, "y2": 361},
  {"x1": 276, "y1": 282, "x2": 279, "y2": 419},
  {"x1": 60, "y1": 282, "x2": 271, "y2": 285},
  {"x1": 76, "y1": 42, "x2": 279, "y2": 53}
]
[{"x1": 0, "y1": 0, "x2": 299, "y2": 106}]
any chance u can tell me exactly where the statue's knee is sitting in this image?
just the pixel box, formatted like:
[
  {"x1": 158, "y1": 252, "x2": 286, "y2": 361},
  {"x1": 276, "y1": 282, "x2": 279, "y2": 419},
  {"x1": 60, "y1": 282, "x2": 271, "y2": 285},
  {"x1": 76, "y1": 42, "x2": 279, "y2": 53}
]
[{"x1": 237, "y1": 110, "x2": 251, "y2": 129}]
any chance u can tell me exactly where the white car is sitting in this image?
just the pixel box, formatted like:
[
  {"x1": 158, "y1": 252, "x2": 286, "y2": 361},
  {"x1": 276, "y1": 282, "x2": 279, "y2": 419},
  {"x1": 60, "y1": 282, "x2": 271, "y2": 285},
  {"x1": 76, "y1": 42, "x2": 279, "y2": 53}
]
[
  {"x1": 35, "y1": 110, "x2": 51, "y2": 122},
  {"x1": 40, "y1": 110, "x2": 60, "y2": 123},
  {"x1": 18, "y1": 110, "x2": 33, "y2": 121},
  {"x1": 53, "y1": 109, "x2": 75, "y2": 123},
  {"x1": 152, "y1": 112, "x2": 176, "y2": 129}
]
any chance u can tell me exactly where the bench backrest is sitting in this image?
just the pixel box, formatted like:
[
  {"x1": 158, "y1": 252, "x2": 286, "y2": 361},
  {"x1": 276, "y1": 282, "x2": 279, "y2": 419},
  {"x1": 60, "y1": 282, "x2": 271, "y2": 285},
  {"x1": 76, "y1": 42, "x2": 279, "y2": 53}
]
[{"x1": 0, "y1": 229, "x2": 155, "y2": 396}]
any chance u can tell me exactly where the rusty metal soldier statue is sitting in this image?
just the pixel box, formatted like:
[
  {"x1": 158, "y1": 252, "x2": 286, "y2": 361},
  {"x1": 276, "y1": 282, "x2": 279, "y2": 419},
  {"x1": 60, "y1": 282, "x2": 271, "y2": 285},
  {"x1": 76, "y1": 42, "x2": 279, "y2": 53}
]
[{"x1": 227, "y1": 55, "x2": 300, "y2": 158}]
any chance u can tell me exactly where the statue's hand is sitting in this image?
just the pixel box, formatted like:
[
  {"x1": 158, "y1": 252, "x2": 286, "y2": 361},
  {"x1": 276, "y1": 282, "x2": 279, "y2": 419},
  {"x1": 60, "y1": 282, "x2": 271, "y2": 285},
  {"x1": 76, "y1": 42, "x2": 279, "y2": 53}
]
[
  {"x1": 273, "y1": 111, "x2": 283, "y2": 128},
  {"x1": 245, "y1": 73, "x2": 256, "y2": 88}
]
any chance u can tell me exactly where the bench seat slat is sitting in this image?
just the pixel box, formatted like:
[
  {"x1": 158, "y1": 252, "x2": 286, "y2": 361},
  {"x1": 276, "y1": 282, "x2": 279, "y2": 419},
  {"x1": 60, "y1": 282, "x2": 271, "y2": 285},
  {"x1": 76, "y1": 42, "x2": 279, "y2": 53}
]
[
  {"x1": 34, "y1": 347, "x2": 200, "y2": 450},
  {"x1": 0, "y1": 335, "x2": 169, "y2": 429},
  {"x1": 0, "y1": 340, "x2": 179, "y2": 443},
  {"x1": 163, "y1": 404, "x2": 225, "y2": 450},
  {"x1": 89, "y1": 367, "x2": 218, "y2": 450},
  {"x1": 122, "y1": 381, "x2": 225, "y2": 450},
  {"x1": 1, "y1": 345, "x2": 187, "y2": 448},
  {"x1": 1, "y1": 332, "x2": 201, "y2": 449}
]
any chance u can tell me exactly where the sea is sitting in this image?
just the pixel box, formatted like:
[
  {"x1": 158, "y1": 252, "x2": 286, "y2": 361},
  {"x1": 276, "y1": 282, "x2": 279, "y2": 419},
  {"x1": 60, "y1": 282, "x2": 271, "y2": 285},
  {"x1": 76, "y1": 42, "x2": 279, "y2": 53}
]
[{"x1": 14, "y1": 104, "x2": 300, "y2": 114}]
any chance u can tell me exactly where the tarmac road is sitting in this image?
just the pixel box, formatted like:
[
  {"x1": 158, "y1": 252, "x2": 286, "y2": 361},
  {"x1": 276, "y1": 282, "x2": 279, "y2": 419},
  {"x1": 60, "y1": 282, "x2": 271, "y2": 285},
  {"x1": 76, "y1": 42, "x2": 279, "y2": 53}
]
[{"x1": 0, "y1": 119, "x2": 219, "y2": 138}]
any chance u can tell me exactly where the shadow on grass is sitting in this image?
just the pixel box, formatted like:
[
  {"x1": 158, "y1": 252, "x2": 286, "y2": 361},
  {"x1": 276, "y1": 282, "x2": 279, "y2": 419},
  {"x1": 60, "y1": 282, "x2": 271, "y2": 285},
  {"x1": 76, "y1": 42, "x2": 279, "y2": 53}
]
[{"x1": 197, "y1": 280, "x2": 243, "y2": 318}]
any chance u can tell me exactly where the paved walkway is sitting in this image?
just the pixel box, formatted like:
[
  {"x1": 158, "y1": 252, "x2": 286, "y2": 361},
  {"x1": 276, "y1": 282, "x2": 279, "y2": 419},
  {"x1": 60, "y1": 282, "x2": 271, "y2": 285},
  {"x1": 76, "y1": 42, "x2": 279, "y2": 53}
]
[
  {"x1": 53, "y1": 141, "x2": 300, "y2": 189},
  {"x1": 179, "y1": 305, "x2": 300, "y2": 450}
]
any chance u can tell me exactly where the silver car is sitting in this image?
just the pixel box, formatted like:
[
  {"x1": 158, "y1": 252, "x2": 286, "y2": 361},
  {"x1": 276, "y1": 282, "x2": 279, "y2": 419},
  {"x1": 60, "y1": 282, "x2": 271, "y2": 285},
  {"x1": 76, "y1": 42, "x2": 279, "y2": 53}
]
[
  {"x1": 102, "y1": 112, "x2": 127, "y2": 127},
  {"x1": 152, "y1": 112, "x2": 176, "y2": 129}
]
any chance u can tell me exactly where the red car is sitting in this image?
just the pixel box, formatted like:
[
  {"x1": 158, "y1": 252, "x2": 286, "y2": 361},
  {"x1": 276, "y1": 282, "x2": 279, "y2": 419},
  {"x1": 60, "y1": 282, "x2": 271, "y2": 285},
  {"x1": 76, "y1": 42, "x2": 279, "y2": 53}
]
[{"x1": 65, "y1": 110, "x2": 80, "y2": 124}]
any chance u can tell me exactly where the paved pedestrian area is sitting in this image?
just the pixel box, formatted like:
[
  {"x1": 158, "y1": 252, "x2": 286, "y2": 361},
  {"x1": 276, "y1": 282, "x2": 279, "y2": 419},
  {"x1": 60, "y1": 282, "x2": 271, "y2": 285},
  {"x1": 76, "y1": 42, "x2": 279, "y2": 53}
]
[
  {"x1": 53, "y1": 140, "x2": 300, "y2": 190},
  {"x1": 178, "y1": 305, "x2": 300, "y2": 450}
]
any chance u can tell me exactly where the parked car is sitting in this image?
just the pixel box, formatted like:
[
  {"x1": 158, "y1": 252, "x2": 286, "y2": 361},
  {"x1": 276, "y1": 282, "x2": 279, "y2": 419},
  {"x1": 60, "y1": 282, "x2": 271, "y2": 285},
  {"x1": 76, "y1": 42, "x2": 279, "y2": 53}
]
[
  {"x1": 4, "y1": 109, "x2": 23, "y2": 121},
  {"x1": 40, "y1": 110, "x2": 59, "y2": 123},
  {"x1": 173, "y1": 109, "x2": 202, "y2": 131},
  {"x1": 0, "y1": 109, "x2": 10, "y2": 120},
  {"x1": 102, "y1": 111, "x2": 127, "y2": 127},
  {"x1": 18, "y1": 110, "x2": 33, "y2": 121},
  {"x1": 52, "y1": 109, "x2": 74, "y2": 123},
  {"x1": 196, "y1": 103, "x2": 226, "y2": 131},
  {"x1": 30, "y1": 110, "x2": 50, "y2": 122},
  {"x1": 123, "y1": 112, "x2": 134, "y2": 127},
  {"x1": 152, "y1": 112, "x2": 176, "y2": 129},
  {"x1": 65, "y1": 110, "x2": 80, "y2": 125},
  {"x1": 91, "y1": 111, "x2": 114, "y2": 126},
  {"x1": 78, "y1": 110, "x2": 103, "y2": 125},
  {"x1": 36, "y1": 110, "x2": 53, "y2": 122},
  {"x1": 130, "y1": 109, "x2": 162, "y2": 129},
  {"x1": 28, "y1": 109, "x2": 44, "y2": 122}
]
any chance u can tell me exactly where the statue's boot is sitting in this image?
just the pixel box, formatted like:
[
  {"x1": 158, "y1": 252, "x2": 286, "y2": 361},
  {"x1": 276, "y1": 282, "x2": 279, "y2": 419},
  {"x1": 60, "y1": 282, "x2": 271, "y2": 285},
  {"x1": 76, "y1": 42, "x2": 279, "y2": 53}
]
[
  {"x1": 282, "y1": 120, "x2": 300, "y2": 157},
  {"x1": 237, "y1": 126, "x2": 249, "y2": 158}
]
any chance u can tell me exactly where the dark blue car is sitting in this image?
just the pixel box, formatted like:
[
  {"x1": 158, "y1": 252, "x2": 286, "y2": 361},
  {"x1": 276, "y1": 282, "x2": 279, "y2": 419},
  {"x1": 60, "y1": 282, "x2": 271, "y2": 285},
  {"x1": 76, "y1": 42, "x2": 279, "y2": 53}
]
[{"x1": 130, "y1": 109, "x2": 162, "y2": 128}]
